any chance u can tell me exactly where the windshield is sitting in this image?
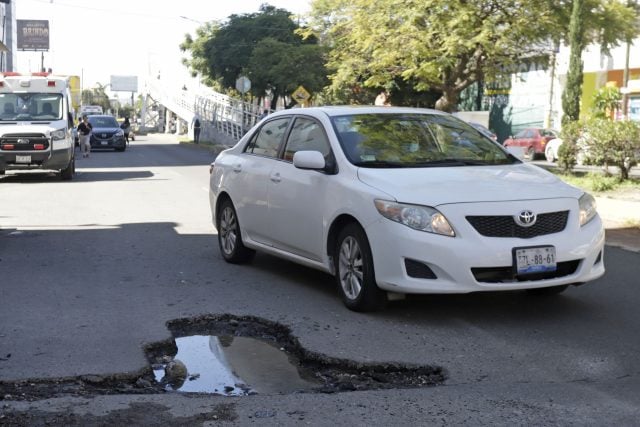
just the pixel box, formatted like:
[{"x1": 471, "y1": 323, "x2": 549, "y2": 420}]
[
  {"x1": 0, "y1": 93, "x2": 63, "y2": 121},
  {"x1": 88, "y1": 116, "x2": 119, "y2": 128},
  {"x1": 333, "y1": 113, "x2": 517, "y2": 168}
]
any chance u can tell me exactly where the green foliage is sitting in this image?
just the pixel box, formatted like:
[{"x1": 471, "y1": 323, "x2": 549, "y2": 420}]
[
  {"x1": 562, "y1": 0, "x2": 585, "y2": 125},
  {"x1": 81, "y1": 84, "x2": 111, "y2": 113},
  {"x1": 118, "y1": 105, "x2": 134, "y2": 119},
  {"x1": 558, "y1": 120, "x2": 585, "y2": 172},
  {"x1": 590, "y1": 86, "x2": 622, "y2": 119},
  {"x1": 181, "y1": 5, "x2": 326, "y2": 107},
  {"x1": 580, "y1": 119, "x2": 640, "y2": 180},
  {"x1": 307, "y1": 0, "x2": 639, "y2": 112}
]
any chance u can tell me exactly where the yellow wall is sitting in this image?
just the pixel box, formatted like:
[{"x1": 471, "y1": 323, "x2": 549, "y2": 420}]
[{"x1": 580, "y1": 72, "x2": 598, "y2": 120}]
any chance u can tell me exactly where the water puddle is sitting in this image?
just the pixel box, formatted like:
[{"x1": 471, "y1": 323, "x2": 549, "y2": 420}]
[
  {"x1": 144, "y1": 315, "x2": 445, "y2": 396},
  {"x1": 152, "y1": 335, "x2": 318, "y2": 395}
]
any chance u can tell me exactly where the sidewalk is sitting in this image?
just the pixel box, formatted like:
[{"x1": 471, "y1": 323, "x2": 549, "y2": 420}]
[{"x1": 596, "y1": 195, "x2": 640, "y2": 252}]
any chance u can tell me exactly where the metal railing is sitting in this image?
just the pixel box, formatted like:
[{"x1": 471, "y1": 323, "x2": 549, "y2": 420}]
[{"x1": 145, "y1": 78, "x2": 267, "y2": 143}]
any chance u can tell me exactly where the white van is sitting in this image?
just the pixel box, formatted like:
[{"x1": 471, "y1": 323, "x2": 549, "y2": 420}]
[{"x1": 0, "y1": 73, "x2": 76, "y2": 180}]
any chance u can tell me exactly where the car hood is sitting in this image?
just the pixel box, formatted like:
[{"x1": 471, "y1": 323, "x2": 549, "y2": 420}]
[{"x1": 357, "y1": 163, "x2": 583, "y2": 206}]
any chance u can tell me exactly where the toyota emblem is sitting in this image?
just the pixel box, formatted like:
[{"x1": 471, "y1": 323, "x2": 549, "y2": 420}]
[
  {"x1": 17, "y1": 138, "x2": 30, "y2": 144},
  {"x1": 515, "y1": 210, "x2": 537, "y2": 227}
]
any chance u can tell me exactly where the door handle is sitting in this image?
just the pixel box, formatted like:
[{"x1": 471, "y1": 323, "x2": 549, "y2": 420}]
[
  {"x1": 233, "y1": 164, "x2": 242, "y2": 173},
  {"x1": 270, "y1": 172, "x2": 281, "y2": 183}
]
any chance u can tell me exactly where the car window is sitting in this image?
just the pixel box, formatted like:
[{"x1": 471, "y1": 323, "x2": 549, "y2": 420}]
[
  {"x1": 541, "y1": 129, "x2": 557, "y2": 137},
  {"x1": 88, "y1": 116, "x2": 118, "y2": 127},
  {"x1": 514, "y1": 130, "x2": 527, "y2": 139},
  {"x1": 245, "y1": 117, "x2": 290, "y2": 158},
  {"x1": 333, "y1": 113, "x2": 516, "y2": 167},
  {"x1": 283, "y1": 117, "x2": 331, "y2": 162}
]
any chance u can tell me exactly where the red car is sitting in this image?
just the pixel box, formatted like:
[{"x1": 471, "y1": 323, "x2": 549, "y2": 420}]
[{"x1": 503, "y1": 128, "x2": 558, "y2": 160}]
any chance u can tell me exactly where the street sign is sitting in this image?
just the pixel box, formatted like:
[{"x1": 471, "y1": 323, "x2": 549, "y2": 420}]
[
  {"x1": 291, "y1": 85, "x2": 311, "y2": 103},
  {"x1": 236, "y1": 76, "x2": 251, "y2": 94}
]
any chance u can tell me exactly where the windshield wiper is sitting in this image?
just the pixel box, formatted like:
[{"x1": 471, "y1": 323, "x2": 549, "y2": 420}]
[{"x1": 352, "y1": 160, "x2": 409, "y2": 168}]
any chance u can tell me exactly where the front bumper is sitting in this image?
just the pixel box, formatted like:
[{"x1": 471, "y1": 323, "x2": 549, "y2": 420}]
[
  {"x1": 90, "y1": 134, "x2": 126, "y2": 149},
  {"x1": 0, "y1": 146, "x2": 72, "y2": 171},
  {"x1": 365, "y1": 199, "x2": 605, "y2": 294}
]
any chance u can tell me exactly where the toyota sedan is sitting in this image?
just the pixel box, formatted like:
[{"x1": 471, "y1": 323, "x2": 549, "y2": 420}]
[{"x1": 209, "y1": 107, "x2": 605, "y2": 311}]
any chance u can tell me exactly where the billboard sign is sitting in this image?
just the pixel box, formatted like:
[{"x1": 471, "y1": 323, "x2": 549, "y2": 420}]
[
  {"x1": 110, "y1": 75, "x2": 138, "y2": 92},
  {"x1": 17, "y1": 20, "x2": 50, "y2": 51}
]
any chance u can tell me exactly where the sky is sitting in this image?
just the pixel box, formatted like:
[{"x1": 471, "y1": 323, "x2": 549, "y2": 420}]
[{"x1": 15, "y1": 0, "x2": 311, "y2": 98}]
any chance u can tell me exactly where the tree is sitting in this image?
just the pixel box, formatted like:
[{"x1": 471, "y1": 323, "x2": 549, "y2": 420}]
[
  {"x1": 306, "y1": 0, "x2": 640, "y2": 111},
  {"x1": 562, "y1": 0, "x2": 586, "y2": 124},
  {"x1": 181, "y1": 4, "x2": 326, "y2": 107},
  {"x1": 591, "y1": 85, "x2": 622, "y2": 119},
  {"x1": 81, "y1": 83, "x2": 110, "y2": 113}
]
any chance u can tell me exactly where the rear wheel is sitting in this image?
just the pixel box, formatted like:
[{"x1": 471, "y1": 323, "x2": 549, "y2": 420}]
[
  {"x1": 334, "y1": 223, "x2": 387, "y2": 312},
  {"x1": 526, "y1": 285, "x2": 568, "y2": 296},
  {"x1": 217, "y1": 198, "x2": 255, "y2": 263}
]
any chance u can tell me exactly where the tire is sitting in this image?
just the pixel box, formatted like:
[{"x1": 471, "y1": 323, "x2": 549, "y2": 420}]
[
  {"x1": 116, "y1": 146, "x2": 126, "y2": 152},
  {"x1": 526, "y1": 146, "x2": 536, "y2": 160},
  {"x1": 526, "y1": 285, "x2": 569, "y2": 296},
  {"x1": 334, "y1": 223, "x2": 387, "y2": 312},
  {"x1": 60, "y1": 157, "x2": 74, "y2": 181},
  {"x1": 545, "y1": 146, "x2": 555, "y2": 163},
  {"x1": 217, "y1": 198, "x2": 255, "y2": 263},
  {"x1": 0, "y1": 170, "x2": 5, "y2": 175}
]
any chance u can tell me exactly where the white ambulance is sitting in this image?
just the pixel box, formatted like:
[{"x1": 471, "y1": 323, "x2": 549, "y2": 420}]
[{"x1": 0, "y1": 72, "x2": 76, "y2": 180}]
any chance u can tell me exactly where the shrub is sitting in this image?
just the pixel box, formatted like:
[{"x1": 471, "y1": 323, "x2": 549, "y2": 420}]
[
  {"x1": 557, "y1": 120, "x2": 584, "y2": 172},
  {"x1": 583, "y1": 119, "x2": 640, "y2": 180}
]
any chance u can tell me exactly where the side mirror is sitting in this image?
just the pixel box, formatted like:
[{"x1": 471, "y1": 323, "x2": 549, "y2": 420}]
[{"x1": 293, "y1": 150, "x2": 326, "y2": 170}]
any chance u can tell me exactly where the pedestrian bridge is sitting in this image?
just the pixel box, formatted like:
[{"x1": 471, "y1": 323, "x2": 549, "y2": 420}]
[{"x1": 140, "y1": 76, "x2": 264, "y2": 146}]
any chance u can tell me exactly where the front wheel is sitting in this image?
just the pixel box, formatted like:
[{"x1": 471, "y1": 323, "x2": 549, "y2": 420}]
[
  {"x1": 526, "y1": 146, "x2": 536, "y2": 160},
  {"x1": 60, "y1": 157, "x2": 74, "y2": 180},
  {"x1": 334, "y1": 223, "x2": 387, "y2": 312},
  {"x1": 545, "y1": 146, "x2": 555, "y2": 163},
  {"x1": 217, "y1": 198, "x2": 255, "y2": 263}
]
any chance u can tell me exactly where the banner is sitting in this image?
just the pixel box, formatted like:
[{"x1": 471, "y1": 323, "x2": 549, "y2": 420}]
[{"x1": 17, "y1": 20, "x2": 50, "y2": 51}]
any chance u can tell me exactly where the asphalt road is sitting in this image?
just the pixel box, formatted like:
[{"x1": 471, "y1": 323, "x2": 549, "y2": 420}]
[{"x1": 1, "y1": 134, "x2": 639, "y2": 425}]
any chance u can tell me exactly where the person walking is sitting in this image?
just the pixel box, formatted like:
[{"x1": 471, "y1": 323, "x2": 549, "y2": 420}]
[
  {"x1": 192, "y1": 115, "x2": 201, "y2": 144},
  {"x1": 77, "y1": 115, "x2": 92, "y2": 158},
  {"x1": 121, "y1": 117, "x2": 131, "y2": 145}
]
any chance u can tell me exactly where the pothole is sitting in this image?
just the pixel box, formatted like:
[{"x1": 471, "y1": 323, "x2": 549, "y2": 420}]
[
  {"x1": 0, "y1": 314, "x2": 445, "y2": 401},
  {"x1": 144, "y1": 314, "x2": 446, "y2": 395}
]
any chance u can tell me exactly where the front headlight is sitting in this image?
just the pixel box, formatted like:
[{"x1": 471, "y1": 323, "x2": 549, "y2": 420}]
[
  {"x1": 115, "y1": 129, "x2": 124, "y2": 137},
  {"x1": 374, "y1": 199, "x2": 455, "y2": 236},
  {"x1": 51, "y1": 128, "x2": 66, "y2": 140},
  {"x1": 579, "y1": 192, "x2": 597, "y2": 226}
]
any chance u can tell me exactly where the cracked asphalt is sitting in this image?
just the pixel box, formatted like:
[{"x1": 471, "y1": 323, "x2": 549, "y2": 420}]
[{"x1": 1, "y1": 134, "x2": 639, "y2": 425}]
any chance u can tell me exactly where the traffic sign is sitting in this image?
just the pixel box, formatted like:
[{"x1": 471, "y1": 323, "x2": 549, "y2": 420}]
[
  {"x1": 291, "y1": 85, "x2": 311, "y2": 103},
  {"x1": 236, "y1": 76, "x2": 251, "y2": 94}
]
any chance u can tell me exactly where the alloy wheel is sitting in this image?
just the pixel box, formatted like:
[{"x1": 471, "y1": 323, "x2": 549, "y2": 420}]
[
  {"x1": 219, "y1": 206, "x2": 238, "y2": 256},
  {"x1": 338, "y1": 236, "x2": 363, "y2": 300}
]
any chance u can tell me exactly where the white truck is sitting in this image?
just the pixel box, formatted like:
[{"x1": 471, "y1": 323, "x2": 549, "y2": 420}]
[{"x1": 0, "y1": 72, "x2": 76, "y2": 180}]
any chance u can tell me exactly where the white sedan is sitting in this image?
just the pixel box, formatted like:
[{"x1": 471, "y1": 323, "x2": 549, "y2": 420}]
[{"x1": 209, "y1": 107, "x2": 605, "y2": 311}]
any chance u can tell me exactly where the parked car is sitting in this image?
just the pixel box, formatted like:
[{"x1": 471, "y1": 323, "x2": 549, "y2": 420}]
[
  {"x1": 88, "y1": 115, "x2": 126, "y2": 152},
  {"x1": 468, "y1": 122, "x2": 497, "y2": 141},
  {"x1": 209, "y1": 107, "x2": 605, "y2": 312},
  {"x1": 503, "y1": 128, "x2": 559, "y2": 160},
  {"x1": 544, "y1": 138, "x2": 587, "y2": 165}
]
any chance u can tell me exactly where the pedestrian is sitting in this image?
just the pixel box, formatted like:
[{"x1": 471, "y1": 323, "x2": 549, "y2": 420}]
[
  {"x1": 192, "y1": 115, "x2": 201, "y2": 144},
  {"x1": 258, "y1": 109, "x2": 269, "y2": 120},
  {"x1": 77, "y1": 115, "x2": 92, "y2": 158},
  {"x1": 120, "y1": 117, "x2": 131, "y2": 145}
]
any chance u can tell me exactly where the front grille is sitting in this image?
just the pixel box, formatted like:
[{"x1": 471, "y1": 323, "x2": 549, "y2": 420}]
[
  {"x1": 467, "y1": 211, "x2": 569, "y2": 238},
  {"x1": 0, "y1": 133, "x2": 49, "y2": 151},
  {"x1": 471, "y1": 260, "x2": 581, "y2": 283}
]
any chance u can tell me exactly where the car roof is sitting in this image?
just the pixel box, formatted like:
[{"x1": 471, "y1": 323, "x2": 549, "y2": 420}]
[{"x1": 269, "y1": 106, "x2": 449, "y2": 118}]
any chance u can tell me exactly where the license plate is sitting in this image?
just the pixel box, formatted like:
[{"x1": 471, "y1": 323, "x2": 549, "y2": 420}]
[
  {"x1": 101, "y1": 141, "x2": 108, "y2": 145},
  {"x1": 514, "y1": 246, "x2": 556, "y2": 275},
  {"x1": 16, "y1": 155, "x2": 31, "y2": 163}
]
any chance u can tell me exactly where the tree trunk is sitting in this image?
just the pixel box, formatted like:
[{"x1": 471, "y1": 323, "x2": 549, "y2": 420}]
[{"x1": 435, "y1": 89, "x2": 459, "y2": 113}]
